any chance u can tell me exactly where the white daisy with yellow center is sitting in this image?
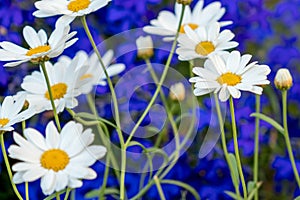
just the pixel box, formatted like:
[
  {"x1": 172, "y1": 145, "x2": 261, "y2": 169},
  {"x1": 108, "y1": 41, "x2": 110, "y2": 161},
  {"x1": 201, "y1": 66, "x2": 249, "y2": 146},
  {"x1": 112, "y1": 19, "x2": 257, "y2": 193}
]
[
  {"x1": 58, "y1": 50, "x2": 125, "y2": 94},
  {"x1": 176, "y1": 22, "x2": 238, "y2": 60},
  {"x1": 8, "y1": 121, "x2": 107, "y2": 195},
  {"x1": 0, "y1": 25, "x2": 77, "y2": 67},
  {"x1": 0, "y1": 94, "x2": 35, "y2": 132},
  {"x1": 33, "y1": 0, "x2": 111, "y2": 26},
  {"x1": 189, "y1": 51, "x2": 271, "y2": 102},
  {"x1": 143, "y1": 0, "x2": 232, "y2": 41},
  {"x1": 20, "y1": 60, "x2": 83, "y2": 114}
]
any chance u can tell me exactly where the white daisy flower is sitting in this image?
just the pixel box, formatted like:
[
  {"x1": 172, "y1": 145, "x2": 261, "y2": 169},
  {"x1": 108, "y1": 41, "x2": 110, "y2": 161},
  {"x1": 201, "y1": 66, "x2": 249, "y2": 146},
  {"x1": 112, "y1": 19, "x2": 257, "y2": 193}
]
[
  {"x1": 33, "y1": 0, "x2": 112, "y2": 26},
  {"x1": 136, "y1": 35, "x2": 154, "y2": 59},
  {"x1": 58, "y1": 50, "x2": 125, "y2": 94},
  {"x1": 0, "y1": 25, "x2": 77, "y2": 67},
  {"x1": 143, "y1": 0, "x2": 232, "y2": 41},
  {"x1": 0, "y1": 94, "x2": 36, "y2": 132},
  {"x1": 176, "y1": 22, "x2": 238, "y2": 60},
  {"x1": 21, "y1": 60, "x2": 83, "y2": 114},
  {"x1": 189, "y1": 51, "x2": 271, "y2": 102},
  {"x1": 8, "y1": 121, "x2": 107, "y2": 195},
  {"x1": 169, "y1": 82, "x2": 185, "y2": 101}
]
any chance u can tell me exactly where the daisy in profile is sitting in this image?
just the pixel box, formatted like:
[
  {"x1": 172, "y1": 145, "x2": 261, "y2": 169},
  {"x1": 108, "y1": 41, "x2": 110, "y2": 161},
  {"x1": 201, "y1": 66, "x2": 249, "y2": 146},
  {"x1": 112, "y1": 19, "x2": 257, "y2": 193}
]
[
  {"x1": 176, "y1": 22, "x2": 238, "y2": 60},
  {"x1": 143, "y1": 0, "x2": 232, "y2": 41},
  {"x1": 21, "y1": 59, "x2": 83, "y2": 113},
  {"x1": 33, "y1": 0, "x2": 112, "y2": 25},
  {"x1": 0, "y1": 94, "x2": 35, "y2": 132},
  {"x1": 58, "y1": 50, "x2": 125, "y2": 94},
  {"x1": 8, "y1": 121, "x2": 107, "y2": 195},
  {"x1": 0, "y1": 25, "x2": 77, "y2": 67},
  {"x1": 189, "y1": 51, "x2": 271, "y2": 102}
]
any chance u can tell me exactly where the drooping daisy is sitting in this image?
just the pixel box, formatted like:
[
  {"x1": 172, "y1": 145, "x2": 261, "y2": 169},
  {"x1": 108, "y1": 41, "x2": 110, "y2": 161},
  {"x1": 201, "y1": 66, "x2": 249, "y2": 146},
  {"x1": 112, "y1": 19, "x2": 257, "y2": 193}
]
[
  {"x1": 0, "y1": 25, "x2": 77, "y2": 67},
  {"x1": 176, "y1": 22, "x2": 238, "y2": 60},
  {"x1": 136, "y1": 35, "x2": 154, "y2": 59},
  {"x1": 58, "y1": 50, "x2": 125, "y2": 94},
  {"x1": 33, "y1": 0, "x2": 112, "y2": 26},
  {"x1": 189, "y1": 51, "x2": 271, "y2": 102},
  {"x1": 143, "y1": 1, "x2": 232, "y2": 41},
  {"x1": 8, "y1": 121, "x2": 107, "y2": 195},
  {"x1": 21, "y1": 59, "x2": 83, "y2": 113},
  {"x1": 0, "y1": 94, "x2": 36, "y2": 132}
]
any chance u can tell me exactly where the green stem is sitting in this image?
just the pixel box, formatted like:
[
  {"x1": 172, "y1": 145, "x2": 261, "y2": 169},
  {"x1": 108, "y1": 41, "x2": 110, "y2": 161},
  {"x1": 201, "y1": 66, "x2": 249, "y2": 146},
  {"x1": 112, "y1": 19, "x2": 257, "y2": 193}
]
[
  {"x1": 56, "y1": 192, "x2": 60, "y2": 200},
  {"x1": 282, "y1": 90, "x2": 300, "y2": 188},
  {"x1": 21, "y1": 121, "x2": 29, "y2": 200},
  {"x1": 63, "y1": 188, "x2": 71, "y2": 200},
  {"x1": 124, "y1": 5, "x2": 186, "y2": 146},
  {"x1": 253, "y1": 94, "x2": 261, "y2": 200},
  {"x1": 80, "y1": 16, "x2": 124, "y2": 145},
  {"x1": 229, "y1": 97, "x2": 247, "y2": 199},
  {"x1": 154, "y1": 176, "x2": 166, "y2": 200},
  {"x1": 120, "y1": 149, "x2": 126, "y2": 200},
  {"x1": 214, "y1": 94, "x2": 241, "y2": 199},
  {"x1": 0, "y1": 134, "x2": 23, "y2": 200},
  {"x1": 40, "y1": 62, "x2": 61, "y2": 132},
  {"x1": 99, "y1": 155, "x2": 110, "y2": 199}
]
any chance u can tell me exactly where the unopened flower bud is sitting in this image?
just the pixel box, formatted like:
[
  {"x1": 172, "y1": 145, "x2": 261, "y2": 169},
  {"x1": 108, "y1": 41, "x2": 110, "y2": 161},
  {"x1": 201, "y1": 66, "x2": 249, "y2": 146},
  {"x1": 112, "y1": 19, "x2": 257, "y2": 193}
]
[
  {"x1": 169, "y1": 82, "x2": 185, "y2": 101},
  {"x1": 274, "y1": 68, "x2": 293, "y2": 90},
  {"x1": 136, "y1": 36, "x2": 154, "y2": 59},
  {"x1": 176, "y1": 0, "x2": 193, "y2": 5}
]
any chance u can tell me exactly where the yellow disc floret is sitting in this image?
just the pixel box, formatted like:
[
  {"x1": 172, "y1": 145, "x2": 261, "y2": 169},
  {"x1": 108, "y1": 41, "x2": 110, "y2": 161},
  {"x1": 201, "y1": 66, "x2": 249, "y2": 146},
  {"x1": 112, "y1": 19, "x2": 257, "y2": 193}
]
[
  {"x1": 45, "y1": 83, "x2": 68, "y2": 100},
  {"x1": 0, "y1": 118, "x2": 9, "y2": 127},
  {"x1": 26, "y1": 45, "x2": 51, "y2": 56},
  {"x1": 217, "y1": 72, "x2": 242, "y2": 86},
  {"x1": 40, "y1": 149, "x2": 69, "y2": 172},
  {"x1": 195, "y1": 41, "x2": 215, "y2": 56},
  {"x1": 68, "y1": 0, "x2": 90, "y2": 12}
]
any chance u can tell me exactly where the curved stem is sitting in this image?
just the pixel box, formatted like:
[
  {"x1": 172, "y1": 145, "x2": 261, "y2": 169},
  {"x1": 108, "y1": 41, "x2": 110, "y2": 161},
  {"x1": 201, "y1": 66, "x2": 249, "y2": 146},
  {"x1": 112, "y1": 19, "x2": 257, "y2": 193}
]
[
  {"x1": 40, "y1": 62, "x2": 61, "y2": 132},
  {"x1": 80, "y1": 16, "x2": 124, "y2": 146},
  {"x1": 282, "y1": 90, "x2": 300, "y2": 188},
  {"x1": 253, "y1": 94, "x2": 261, "y2": 200},
  {"x1": 125, "y1": 5, "x2": 186, "y2": 145},
  {"x1": 0, "y1": 134, "x2": 23, "y2": 200},
  {"x1": 99, "y1": 154, "x2": 110, "y2": 199},
  {"x1": 56, "y1": 192, "x2": 60, "y2": 200},
  {"x1": 229, "y1": 97, "x2": 247, "y2": 199},
  {"x1": 63, "y1": 188, "x2": 71, "y2": 200},
  {"x1": 214, "y1": 94, "x2": 241, "y2": 198},
  {"x1": 154, "y1": 176, "x2": 166, "y2": 200}
]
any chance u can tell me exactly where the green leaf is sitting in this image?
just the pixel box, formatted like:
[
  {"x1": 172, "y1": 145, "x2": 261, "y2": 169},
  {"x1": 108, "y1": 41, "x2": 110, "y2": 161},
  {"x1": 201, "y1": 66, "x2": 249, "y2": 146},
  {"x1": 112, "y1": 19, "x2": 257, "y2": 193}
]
[
  {"x1": 294, "y1": 196, "x2": 300, "y2": 200},
  {"x1": 247, "y1": 181, "x2": 255, "y2": 193},
  {"x1": 250, "y1": 113, "x2": 284, "y2": 134},
  {"x1": 247, "y1": 182, "x2": 263, "y2": 200},
  {"x1": 84, "y1": 188, "x2": 119, "y2": 198},
  {"x1": 224, "y1": 191, "x2": 238, "y2": 200},
  {"x1": 228, "y1": 153, "x2": 240, "y2": 186}
]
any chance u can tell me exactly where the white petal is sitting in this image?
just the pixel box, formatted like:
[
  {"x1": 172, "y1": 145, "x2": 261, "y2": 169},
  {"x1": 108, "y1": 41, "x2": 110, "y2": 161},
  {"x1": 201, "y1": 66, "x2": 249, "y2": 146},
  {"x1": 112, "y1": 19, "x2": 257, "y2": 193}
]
[
  {"x1": 45, "y1": 121, "x2": 60, "y2": 149},
  {"x1": 41, "y1": 170, "x2": 56, "y2": 195},
  {"x1": 24, "y1": 128, "x2": 47, "y2": 151},
  {"x1": 228, "y1": 86, "x2": 241, "y2": 99},
  {"x1": 23, "y1": 26, "x2": 42, "y2": 48},
  {"x1": 0, "y1": 41, "x2": 28, "y2": 54},
  {"x1": 218, "y1": 86, "x2": 230, "y2": 102},
  {"x1": 22, "y1": 166, "x2": 47, "y2": 182},
  {"x1": 226, "y1": 51, "x2": 241, "y2": 73},
  {"x1": 13, "y1": 172, "x2": 25, "y2": 184},
  {"x1": 55, "y1": 171, "x2": 68, "y2": 192}
]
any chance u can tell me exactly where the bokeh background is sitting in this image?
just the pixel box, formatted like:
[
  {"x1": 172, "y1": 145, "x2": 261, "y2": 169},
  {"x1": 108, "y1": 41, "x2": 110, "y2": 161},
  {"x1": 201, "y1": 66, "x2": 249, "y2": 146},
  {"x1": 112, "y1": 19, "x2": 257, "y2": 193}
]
[{"x1": 1, "y1": 0, "x2": 300, "y2": 199}]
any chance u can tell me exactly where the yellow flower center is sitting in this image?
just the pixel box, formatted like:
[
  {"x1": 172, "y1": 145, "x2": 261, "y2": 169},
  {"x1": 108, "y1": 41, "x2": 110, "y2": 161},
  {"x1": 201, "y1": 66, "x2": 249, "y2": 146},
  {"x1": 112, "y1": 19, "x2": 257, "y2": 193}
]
[
  {"x1": 67, "y1": 0, "x2": 90, "y2": 12},
  {"x1": 80, "y1": 73, "x2": 93, "y2": 80},
  {"x1": 217, "y1": 72, "x2": 242, "y2": 86},
  {"x1": 44, "y1": 83, "x2": 68, "y2": 100},
  {"x1": 0, "y1": 118, "x2": 9, "y2": 127},
  {"x1": 195, "y1": 41, "x2": 215, "y2": 56},
  {"x1": 179, "y1": 23, "x2": 199, "y2": 34},
  {"x1": 26, "y1": 45, "x2": 51, "y2": 56},
  {"x1": 40, "y1": 149, "x2": 69, "y2": 172}
]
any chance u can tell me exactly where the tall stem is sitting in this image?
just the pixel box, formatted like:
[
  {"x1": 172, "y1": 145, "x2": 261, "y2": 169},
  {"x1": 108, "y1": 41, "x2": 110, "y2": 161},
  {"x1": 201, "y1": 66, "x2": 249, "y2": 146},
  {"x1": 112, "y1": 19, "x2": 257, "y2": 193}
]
[
  {"x1": 229, "y1": 97, "x2": 247, "y2": 199},
  {"x1": 154, "y1": 176, "x2": 166, "y2": 200},
  {"x1": 40, "y1": 62, "x2": 61, "y2": 132},
  {"x1": 253, "y1": 94, "x2": 261, "y2": 200},
  {"x1": 0, "y1": 134, "x2": 23, "y2": 200},
  {"x1": 282, "y1": 90, "x2": 300, "y2": 188},
  {"x1": 214, "y1": 94, "x2": 241, "y2": 198},
  {"x1": 22, "y1": 121, "x2": 29, "y2": 200}
]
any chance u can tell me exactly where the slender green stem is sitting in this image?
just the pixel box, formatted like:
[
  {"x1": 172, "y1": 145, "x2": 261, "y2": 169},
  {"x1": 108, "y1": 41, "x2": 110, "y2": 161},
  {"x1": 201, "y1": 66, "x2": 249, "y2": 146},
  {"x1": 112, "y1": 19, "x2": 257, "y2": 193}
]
[
  {"x1": 154, "y1": 176, "x2": 166, "y2": 200},
  {"x1": 229, "y1": 97, "x2": 247, "y2": 199},
  {"x1": 253, "y1": 94, "x2": 261, "y2": 200},
  {"x1": 214, "y1": 94, "x2": 241, "y2": 199},
  {"x1": 21, "y1": 121, "x2": 29, "y2": 200},
  {"x1": 99, "y1": 155, "x2": 110, "y2": 199},
  {"x1": 80, "y1": 16, "x2": 124, "y2": 145},
  {"x1": 120, "y1": 149, "x2": 126, "y2": 200},
  {"x1": 56, "y1": 192, "x2": 60, "y2": 200},
  {"x1": 0, "y1": 134, "x2": 23, "y2": 200},
  {"x1": 63, "y1": 188, "x2": 71, "y2": 200},
  {"x1": 282, "y1": 90, "x2": 300, "y2": 188},
  {"x1": 40, "y1": 62, "x2": 61, "y2": 132}
]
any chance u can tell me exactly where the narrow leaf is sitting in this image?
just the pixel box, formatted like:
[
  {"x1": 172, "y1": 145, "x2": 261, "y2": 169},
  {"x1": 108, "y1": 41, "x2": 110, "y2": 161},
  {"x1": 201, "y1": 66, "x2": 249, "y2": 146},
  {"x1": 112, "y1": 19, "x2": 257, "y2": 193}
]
[
  {"x1": 224, "y1": 191, "x2": 238, "y2": 200},
  {"x1": 250, "y1": 113, "x2": 284, "y2": 134},
  {"x1": 228, "y1": 153, "x2": 240, "y2": 186}
]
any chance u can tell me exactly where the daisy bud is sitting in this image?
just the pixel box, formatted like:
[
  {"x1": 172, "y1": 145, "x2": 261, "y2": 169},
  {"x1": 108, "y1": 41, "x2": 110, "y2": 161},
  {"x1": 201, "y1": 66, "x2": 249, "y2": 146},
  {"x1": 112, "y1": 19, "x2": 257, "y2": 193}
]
[
  {"x1": 274, "y1": 68, "x2": 293, "y2": 90},
  {"x1": 176, "y1": 0, "x2": 193, "y2": 5},
  {"x1": 136, "y1": 36, "x2": 154, "y2": 59},
  {"x1": 169, "y1": 82, "x2": 185, "y2": 101}
]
